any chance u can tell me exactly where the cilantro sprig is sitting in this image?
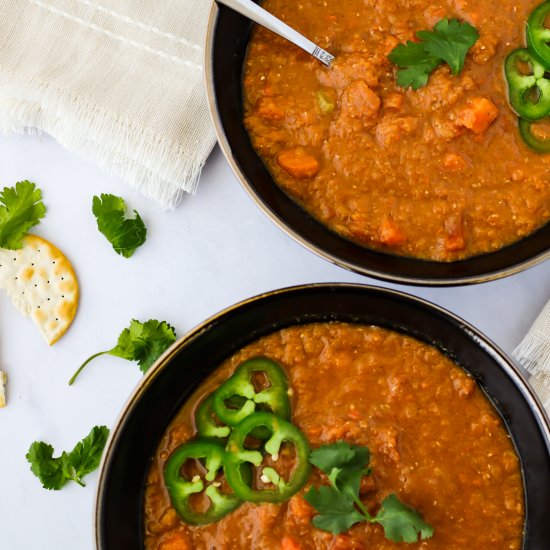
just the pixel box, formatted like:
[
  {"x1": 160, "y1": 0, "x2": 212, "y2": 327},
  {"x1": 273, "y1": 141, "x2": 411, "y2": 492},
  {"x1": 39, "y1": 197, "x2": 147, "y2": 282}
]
[
  {"x1": 388, "y1": 18, "x2": 479, "y2": 89},
  {"x1": 92, "y1": 194, "x2": 147, "y2": 258},
  {"x1": 68, "y1": 319, "x2": 176, "y2": 385},
  {"x1": 0, "y1": 180, "x2": 46, "y2": 249},
  {"x1": 304, "y1": 442, "x2": 433, "y2": 543},
  {"x1": 26, "y1": 426, "x2": 109, "y2": 490}
]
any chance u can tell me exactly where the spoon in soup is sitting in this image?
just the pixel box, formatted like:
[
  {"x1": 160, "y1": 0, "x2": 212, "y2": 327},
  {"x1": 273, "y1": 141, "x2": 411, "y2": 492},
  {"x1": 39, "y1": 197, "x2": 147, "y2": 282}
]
[{"x1": 215, "y1": 0, "x2": 335, "y2": 66}]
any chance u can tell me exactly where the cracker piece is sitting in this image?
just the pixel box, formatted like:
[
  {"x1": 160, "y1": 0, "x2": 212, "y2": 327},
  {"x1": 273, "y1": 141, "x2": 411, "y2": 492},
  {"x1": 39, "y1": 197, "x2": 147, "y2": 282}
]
[
  {"x1": 0, "y1": 371, "x2": 6, "y2": 407},
  {"x1": 0, "y1": 235, "x2": 79, "y2": 345}
]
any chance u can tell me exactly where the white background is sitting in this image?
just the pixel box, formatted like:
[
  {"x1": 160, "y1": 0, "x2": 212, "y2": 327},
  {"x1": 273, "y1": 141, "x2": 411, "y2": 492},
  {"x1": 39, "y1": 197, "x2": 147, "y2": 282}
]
[{"x1": 0, "y1": 133, "x2": 549, "y2": 549}]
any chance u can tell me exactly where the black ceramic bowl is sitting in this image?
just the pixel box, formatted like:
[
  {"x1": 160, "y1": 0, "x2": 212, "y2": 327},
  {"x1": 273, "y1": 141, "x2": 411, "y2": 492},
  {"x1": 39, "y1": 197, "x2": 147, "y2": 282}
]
[
  {"x1": 96, "y1": 284, "x2": 550, "y2": 549},
  {"x1": 204, "y1": 3, "x2": 550, "y2": 286}
]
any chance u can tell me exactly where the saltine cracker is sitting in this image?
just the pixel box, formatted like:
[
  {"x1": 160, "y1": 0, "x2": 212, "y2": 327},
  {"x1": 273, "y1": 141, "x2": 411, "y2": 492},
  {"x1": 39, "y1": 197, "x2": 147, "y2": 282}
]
[{"x1": 0, "y1": 235, "x2": 79, "y2": 345}]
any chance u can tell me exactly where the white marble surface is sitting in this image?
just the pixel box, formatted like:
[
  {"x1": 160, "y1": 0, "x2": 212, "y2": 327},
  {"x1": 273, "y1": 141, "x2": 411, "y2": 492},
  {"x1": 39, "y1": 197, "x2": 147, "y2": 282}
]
[{"x1": 0, "y1": 133, "x2": 549, "y2": 549}]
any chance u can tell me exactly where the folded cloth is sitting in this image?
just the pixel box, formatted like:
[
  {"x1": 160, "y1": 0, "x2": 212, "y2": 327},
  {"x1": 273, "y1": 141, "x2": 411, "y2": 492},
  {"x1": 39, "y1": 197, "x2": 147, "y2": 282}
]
[
  {"x1": 0, "y1": 0, "x2": 216, "y2": 208},
  {"x1": 514, "y1": 300, "x2": 550, "y2": 414}
]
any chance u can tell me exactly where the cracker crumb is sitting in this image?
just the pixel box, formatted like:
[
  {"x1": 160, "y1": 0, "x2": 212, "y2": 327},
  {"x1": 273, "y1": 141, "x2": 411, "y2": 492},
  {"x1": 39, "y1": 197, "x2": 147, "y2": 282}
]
[{"x1": 0, "y1": 371, "x2": 7, "y2": 408}]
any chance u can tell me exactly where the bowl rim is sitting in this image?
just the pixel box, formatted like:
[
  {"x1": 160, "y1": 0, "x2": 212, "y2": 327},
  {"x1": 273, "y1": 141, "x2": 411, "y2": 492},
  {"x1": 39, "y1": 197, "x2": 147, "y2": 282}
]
[
  {"x1": 94, "y1": 282, "x2": 550, "y2": 548},
  {"x1": 203, "y1": 2, "x2": 550, "y2": 286}
]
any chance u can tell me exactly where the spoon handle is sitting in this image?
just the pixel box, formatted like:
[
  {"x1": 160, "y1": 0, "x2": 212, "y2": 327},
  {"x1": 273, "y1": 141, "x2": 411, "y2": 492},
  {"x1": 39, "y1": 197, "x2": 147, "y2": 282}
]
[{"x1": 216, "y1": 0, "x2": 334, "y2": 66}]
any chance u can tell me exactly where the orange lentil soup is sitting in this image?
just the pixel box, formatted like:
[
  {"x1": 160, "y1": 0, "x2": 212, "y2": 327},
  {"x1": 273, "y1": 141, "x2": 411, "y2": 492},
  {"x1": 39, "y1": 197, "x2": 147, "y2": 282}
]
[
  {"x1": 242, "y1": 0, "x2": 550, "y2": 261},
  {"x1": 144, "y1": 323, "x2": 524, "y2": 549}
]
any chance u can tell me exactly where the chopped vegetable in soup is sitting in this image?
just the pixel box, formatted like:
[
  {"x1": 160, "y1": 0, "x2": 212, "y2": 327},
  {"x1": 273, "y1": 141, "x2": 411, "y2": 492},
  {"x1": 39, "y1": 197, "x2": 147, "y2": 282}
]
[
  {"x1": 144, "y1": 323, "x2": 524, "y2": 549},
  {"x1": 242, "y1": 0, "x2": 550, "y2": 261}
]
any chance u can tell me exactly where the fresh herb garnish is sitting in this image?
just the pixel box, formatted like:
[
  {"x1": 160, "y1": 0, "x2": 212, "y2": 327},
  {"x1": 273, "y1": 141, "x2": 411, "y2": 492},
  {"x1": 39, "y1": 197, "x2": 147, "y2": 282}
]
[
  {"x1": 92, "y1": 194, "x2": 147, "y2": 258},
  {"x1": 68, "y1": 319, "x2": 176, "y2": 384},
  {"x1": 0, "y1": 180, "x2": 46, "y2": 249},
  {"x1": 26, "y1": 426, "x2": 109, "y2": 490},
  {"x1": 304, "y1": 442, "x2": 433, "y2": 543},
  {"x1": 388, "y1": 18, "x2": 479, "y2": 89}
]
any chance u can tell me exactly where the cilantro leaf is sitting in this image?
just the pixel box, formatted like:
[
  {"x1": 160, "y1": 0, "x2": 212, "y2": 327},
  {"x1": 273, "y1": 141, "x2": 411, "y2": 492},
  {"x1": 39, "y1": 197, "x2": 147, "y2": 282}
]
[
  {"x1": 310, "y1": 441, "x2": 370, "y2": 475},
  {"x1": 388, "y1": 40, "x2": 440, "y2": 69},
  {"x1": 306, "y1": 442, "x2": 433, "y2": 543},
  {"x1": 375, "y1": 494, "x2": 434, "y2": 543},
  {"x1": 305, "y1": 485, "x2": 365, "y2": 534},
  {"x1": 416, "y1": 19, "x2": 479, "y2": 75},
  {"x1": 0, "y1": 180, "x2": 46, "y2": 249},
  {"x1": 311, "y1": 441, "x2": 371, "y2": 501},
  {"x1": 395, "y1": 63, "x2": 441, "y2": 90},
  {"x1": 26, "y1": 426, "x2": 109, "y2": 490},
  {"x1": 26, "y1": 443, "x2": 68, "y2": 490},
  {"x1": 68, "y1": 319, "x2": 176, "y2": 384},
  {"x1": 388, "y1": 18, "x2": 478, "y2": 89},
  {"x1": 68, "y1": 426, "x2": 110, "y2": 479},
  {"x1": 92, "y1": 194, "x2": 147, "y2": 258},
  {"x1": 110, "y1": 319, "x2": 177, "y2": 372}
]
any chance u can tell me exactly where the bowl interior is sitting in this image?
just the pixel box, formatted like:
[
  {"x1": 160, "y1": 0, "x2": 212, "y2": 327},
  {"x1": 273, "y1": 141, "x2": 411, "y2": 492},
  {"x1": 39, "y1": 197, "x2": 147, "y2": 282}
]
[
  {"x1": 207, "y1": 4, "x2": 550, "y2": 285},
  {"x1": 97, "y1": 284, "x2": 550, "y2": 549}
]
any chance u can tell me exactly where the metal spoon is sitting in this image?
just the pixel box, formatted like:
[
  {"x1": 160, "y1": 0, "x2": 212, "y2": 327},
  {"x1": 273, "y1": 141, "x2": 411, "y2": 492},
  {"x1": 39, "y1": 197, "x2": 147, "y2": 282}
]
[{"x1": 216, "y1": 0, "x2": 334, "y2": 66}]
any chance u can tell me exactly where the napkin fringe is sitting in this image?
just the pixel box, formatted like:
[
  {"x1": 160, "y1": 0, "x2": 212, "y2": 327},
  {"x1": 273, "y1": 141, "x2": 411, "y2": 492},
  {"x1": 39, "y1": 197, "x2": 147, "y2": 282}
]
[
  {"x1": 514, "y1": 330, "x2": 550, "y2": 378},
  {"x1": 0, "y1": 73, "x2": 209, "y2": 208},
  {"x1": 529, "y1": 372, "x2": 550, "y2": 411}
]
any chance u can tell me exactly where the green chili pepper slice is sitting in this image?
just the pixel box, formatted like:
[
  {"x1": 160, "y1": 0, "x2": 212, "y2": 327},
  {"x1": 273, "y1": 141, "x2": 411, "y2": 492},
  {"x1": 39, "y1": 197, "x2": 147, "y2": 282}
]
[
  {"x1": 164, "y1": 439, "x2": 242, "y2": 525},
  {"x1": 518, "y1": 117, "x2": 550, "y2": 152},
  {"x1": 195, "y1": 394, "x2": 231, "y2": 439},
  {"x1": 527, "y1": 2, "x2": 550, "y2": 68},
  {"x1": 505, "y1": 48, "x2": 550, "y2": 120},
  {"x1": 224, "y1": 412, "x2": 311, "y2": 503},
  {"x1": 212, "y1": 357, "x2": 291, "y2": 427}
]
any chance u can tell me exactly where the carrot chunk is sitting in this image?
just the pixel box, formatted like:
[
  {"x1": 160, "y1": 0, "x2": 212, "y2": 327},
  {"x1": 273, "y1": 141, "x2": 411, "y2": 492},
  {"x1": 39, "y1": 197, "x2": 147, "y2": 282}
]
[
  {"x1": 456, "y1": 97, "x2": 498, "y2": 134},
  {"x1": 277, "y1": 148, "x2": 320, "y2": 178},
  {"x1": 444, "y1": 214, "x2": 466, "y2": 251},
  {"x1": 159, "y1": 532, "x2": 192, "y2": 550},
  {"x1": 281, "y1": 536, "x2": 303, "y2": 550},
  {"x1": 288, "y1": 494, "x2": 315, "y2": 522},
  {"x1": 331, "y1": 534, "x2": 367, "y2": 549},
  {"x1": 384, "y1": 92, "x2": 404, "y2": 111},
  {"x1": 255, "y1": 96, "x2": 284, "y2": 121},
  {"x1": 378, "y1": 217, "x2": 406, "y2": 246},
  {"x1": 442, "y1": 152, "x2": 466, "y2": 171}
]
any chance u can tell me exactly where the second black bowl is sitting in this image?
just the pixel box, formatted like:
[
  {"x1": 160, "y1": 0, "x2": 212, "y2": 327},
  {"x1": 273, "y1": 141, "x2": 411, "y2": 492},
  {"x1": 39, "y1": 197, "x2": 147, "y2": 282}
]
[{"x1": 96, "y1": 284, "x2": 550, "y2": 548}]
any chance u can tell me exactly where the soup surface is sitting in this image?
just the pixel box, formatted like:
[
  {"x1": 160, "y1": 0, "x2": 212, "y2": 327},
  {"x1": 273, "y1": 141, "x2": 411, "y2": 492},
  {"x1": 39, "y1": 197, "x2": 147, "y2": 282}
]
[
  {"x1": 242, "y1": 0, "x2": 550, "y2": 261},
  {"x1": 144, "y1": 323, "x2": 524, "y2": 549}
]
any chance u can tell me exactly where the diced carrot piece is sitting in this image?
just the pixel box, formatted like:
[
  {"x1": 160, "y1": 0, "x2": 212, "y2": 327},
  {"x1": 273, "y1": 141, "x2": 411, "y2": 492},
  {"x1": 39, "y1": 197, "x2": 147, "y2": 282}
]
[
  {"x1": 456, "y1": 97, "x2": 498, "y2": 134},
  {"x1": 442, "y1": 152, "x2": 466, "y2": 171},
  {"x1": 383, "y1": 35, "x2": 400, "y2": 55},
  {"x1": 444, "y1": 215, "x2": 466, "y2": 251},
  {"x1": 348, "y1": 408, "x2": 362, "y2": 420},
  {"x1": 159, "y1": 532, "x2": 192, "y2": 550},
  {"x1": 331, "y1": 534, "x2": 367, "y2": 549},
  {"x1": 256, "y1": 96, "x2": 284, "y2": 121},
  {"x1": 281, "y1": 536, "x2": 303, "y2": 550},
  {"x1": 384, "y1": 92, "x2": 404, "y2": 111},
  {"x1": 277, "y1": 148, "x2": 319, "y2": 178},
  {"x1": 288, "y1": 494, "x2": 315, "y2": 522},
  {"x1": 378, "y1": 217, "x2": 406, "y2": 246}
]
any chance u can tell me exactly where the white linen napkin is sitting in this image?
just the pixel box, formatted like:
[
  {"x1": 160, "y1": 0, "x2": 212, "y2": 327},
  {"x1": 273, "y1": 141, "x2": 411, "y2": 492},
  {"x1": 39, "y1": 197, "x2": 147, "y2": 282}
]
[
  {"x1": 0, "y1": 0, "x2": 216, "y2": 208},
  {"x1": 514, "y1": 300, "x2": 550, "y2": 413}
]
